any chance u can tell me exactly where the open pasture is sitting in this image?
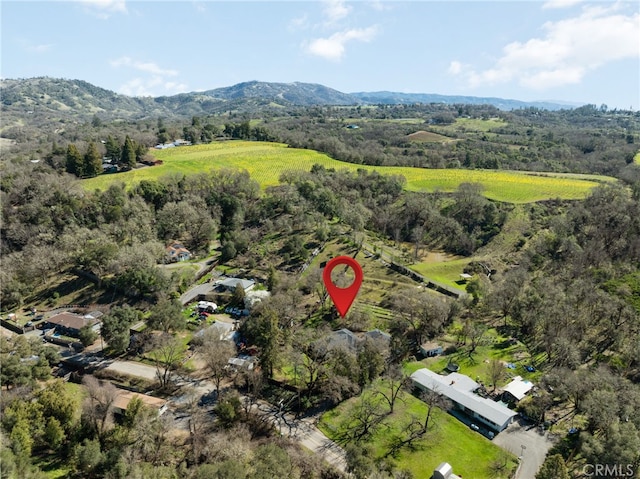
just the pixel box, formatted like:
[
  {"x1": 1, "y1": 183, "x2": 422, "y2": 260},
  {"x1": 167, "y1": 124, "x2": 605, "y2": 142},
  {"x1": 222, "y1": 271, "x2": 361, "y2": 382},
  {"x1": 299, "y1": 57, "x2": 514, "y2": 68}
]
[
  {"x1": 82, "y1": 141, "x2": 609, "y2": 203},
  {"x1": 406, "y1": 130, "x2": 455, "y2": 143}
]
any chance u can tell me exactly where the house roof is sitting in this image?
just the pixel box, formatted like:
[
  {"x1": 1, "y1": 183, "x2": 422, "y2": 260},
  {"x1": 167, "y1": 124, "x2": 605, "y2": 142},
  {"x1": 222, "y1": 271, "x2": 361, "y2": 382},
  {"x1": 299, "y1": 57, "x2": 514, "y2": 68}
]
[
  {"x1": 113, "y1": 390, "x2": 167, "y2": 413},
  {"x1": 166, "y1": 242, "x2": 190, "y2": 255},
  {"x1": 327, "y1": 328, "x2": 359, "y2": 350},
  {"x1": 194, "y1": 322, "x2": 235, "y2": 341},
  {"x1": 218, "y1": 277, "x2": 255, "y2": 291},
  {"x1": 46, "y1": 312, "x2": 100, "y2": 331},
  {"x1": 503, "y1": 375, "x2": 534, "y2": 401},
  {"x1": 411, "y1": 368, "x2": 517, "y2": 428},
  {"x1": 365, "y1": 329, "x2": 391, "y2": 342}
]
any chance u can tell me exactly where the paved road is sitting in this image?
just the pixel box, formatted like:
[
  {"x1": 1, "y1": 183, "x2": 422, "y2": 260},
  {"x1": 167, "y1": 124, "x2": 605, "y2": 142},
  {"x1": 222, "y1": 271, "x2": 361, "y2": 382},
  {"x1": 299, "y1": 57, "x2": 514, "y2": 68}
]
[{"x1": 493, "y1": 418, "x2": 556, "y2": 479}]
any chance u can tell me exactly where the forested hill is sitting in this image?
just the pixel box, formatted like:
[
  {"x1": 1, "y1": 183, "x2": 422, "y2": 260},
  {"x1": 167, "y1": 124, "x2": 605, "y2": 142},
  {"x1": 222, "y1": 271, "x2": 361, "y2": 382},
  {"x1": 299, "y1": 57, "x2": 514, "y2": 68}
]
[
  {"x1": 1, "y1": 77, "x2": 578, "y2": 131},
  {"x1": 350, "y1": 91, "x2": 578, "y2": 111}
]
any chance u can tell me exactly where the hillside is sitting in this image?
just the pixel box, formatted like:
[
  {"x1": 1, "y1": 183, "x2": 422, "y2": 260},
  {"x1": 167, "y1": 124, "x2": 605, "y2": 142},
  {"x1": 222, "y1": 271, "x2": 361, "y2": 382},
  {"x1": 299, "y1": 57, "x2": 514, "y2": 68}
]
[
  {"x1": 1, "y1": 77, "x2": 578, "y2": 137},
  {"x1": 350, "y1": 91, "x2": 579, "y2": 111}
]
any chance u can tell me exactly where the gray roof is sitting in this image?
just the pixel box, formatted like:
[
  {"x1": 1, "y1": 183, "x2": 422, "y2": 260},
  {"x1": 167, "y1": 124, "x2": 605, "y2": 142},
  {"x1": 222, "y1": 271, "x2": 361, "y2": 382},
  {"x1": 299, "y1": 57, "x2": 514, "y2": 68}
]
[
  {"x1": 411, "y1": 368, "x2": 517, "y2": 429},
  {"x1": 327, "y1": 328, "x2": 359, "y2": 350},
  {"x1": 365, "y1": 329, "x2": 391, "y2": 342},
  {"x1": 219, "y1": 277, "x2": 255, "y2": 291}
]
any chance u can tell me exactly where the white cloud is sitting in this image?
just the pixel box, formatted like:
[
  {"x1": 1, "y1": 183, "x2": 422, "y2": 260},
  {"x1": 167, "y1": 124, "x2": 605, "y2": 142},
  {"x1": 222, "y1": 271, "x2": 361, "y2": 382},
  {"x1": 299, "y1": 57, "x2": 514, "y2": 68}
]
[
  {"x1": 118, "y1": 76, "x2": 187, "y2": 97},
  {"x1": 323, "y1": 0, "x2": 351, "y2": 24},
  {"x1": 306, "y1": 26, "x2": 378, "y2": 61},
  {"x1": 78, "y1": 0, "x2": 127, "y2": 18},
  {"x1": 450, "y1": 5, "x2": 640, "y2": 91},
  {"x1": 542, "y1": 0, "x2": 584, "y2": 9},
  {"x1": 110, "y1": 56, "x2": 178, "y2": 77},
  {"x1": 110, "y1": 56, "x2": 186, "y2": 97},
  {"x1": 289, "y1": 14, "x2": 309, "y2": 31},
  {"x1": 448, "y1": 61, "x2": 464, "y2": 75},
  {"x1": 26, "y1": 43, "x2": 53, "y2": 53}
]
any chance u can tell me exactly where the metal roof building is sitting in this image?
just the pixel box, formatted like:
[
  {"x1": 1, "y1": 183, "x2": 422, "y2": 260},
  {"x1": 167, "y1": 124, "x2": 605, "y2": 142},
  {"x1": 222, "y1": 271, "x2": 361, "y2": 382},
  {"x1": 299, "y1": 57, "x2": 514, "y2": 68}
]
[{"x1": 411, "y1": 368, "x2": 517, "y2": 433}]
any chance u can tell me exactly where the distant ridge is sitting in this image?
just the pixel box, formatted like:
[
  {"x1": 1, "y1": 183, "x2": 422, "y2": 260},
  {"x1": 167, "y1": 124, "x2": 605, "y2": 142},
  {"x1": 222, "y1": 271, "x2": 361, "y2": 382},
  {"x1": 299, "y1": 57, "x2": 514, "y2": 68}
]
[
  {"x1": 0, "y1": 77, "x2": 582, "y2": 132},
  {"x1": 349, "y1": 91, "x2": 580, "y2": 111}
]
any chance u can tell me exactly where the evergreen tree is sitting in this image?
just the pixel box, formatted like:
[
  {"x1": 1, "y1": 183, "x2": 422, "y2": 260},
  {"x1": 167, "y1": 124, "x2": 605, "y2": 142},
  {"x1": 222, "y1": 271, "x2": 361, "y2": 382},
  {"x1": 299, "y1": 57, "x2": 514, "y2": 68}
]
[
  {"x1": 65, "y1": 143, "x2": 83, "y2": 177},
  {"x1": 120, "y1": 135, "x2": 136, "y2": 170},
  {"x1": 536, "y1": 454, "x2": 569, "y2": 479},
  {"x1": 83, "y1": 141, "x2": 102, "y2": 178},
  {"x1": 104, "y1": 135, "x2": 120, "y2": 162}
]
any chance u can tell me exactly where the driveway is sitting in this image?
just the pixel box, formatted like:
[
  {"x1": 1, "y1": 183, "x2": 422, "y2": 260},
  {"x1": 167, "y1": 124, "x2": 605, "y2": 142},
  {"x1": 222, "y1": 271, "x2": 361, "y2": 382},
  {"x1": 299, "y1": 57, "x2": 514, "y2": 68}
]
[
  {"x1": 493, "y1": 418, "x2": 556, "y2": 478},
  {"x1": 105, "y1": 360, "x2": 159, "y2": 381}
]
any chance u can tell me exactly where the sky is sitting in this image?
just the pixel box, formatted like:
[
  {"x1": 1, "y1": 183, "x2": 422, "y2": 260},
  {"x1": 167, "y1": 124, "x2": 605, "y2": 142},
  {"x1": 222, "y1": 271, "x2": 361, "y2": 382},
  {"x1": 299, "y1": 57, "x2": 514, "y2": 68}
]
[{"x1": 1, "y1": 0, "x2": 639, "y2": 109}]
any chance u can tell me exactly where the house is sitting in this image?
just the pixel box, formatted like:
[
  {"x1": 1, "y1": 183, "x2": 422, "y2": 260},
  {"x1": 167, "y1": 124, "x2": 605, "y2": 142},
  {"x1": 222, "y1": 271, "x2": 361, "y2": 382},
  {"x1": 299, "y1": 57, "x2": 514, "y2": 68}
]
[
  {"x1": 228, "y1": 355, "x2": 256, "y2": 371},
  {"x1": 364, "y1": 329, "x2": 391, "y2": 344},
  {"x1": 112, "y1": 390, "x2": 168, "y2": 416},
  {"x1": 166, "y1": 242, "x2": 191, "y2": 262},
  {"x1": 502, "y1": 375, "x2": 534, "y2": 403},
  {"x1": 216, "y1": 277, "x2": 255, "y2": 293},
  {"x1": 420, "y1": 341, "x2": 444, "y2": 357},
  {"x1": 411, "y1": 368, "x2": 517, "y2": 433},
  {"x1": 44, "y1": 312, "x2": 101, "y2": 338},
  {"x1": 459, "y1": 273, "x2": 473, "y2": 282},
  {"x1": 194, "y1": 321, "x2": 235, "y2": 342},
  {"x1": 327, "y1": 328, "x2": 359, "y2": 351}
]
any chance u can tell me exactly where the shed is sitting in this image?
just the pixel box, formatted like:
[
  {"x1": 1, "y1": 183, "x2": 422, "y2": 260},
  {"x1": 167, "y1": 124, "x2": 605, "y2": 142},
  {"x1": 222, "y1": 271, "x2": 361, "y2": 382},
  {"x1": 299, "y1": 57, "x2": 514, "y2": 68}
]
[
  {"x1": 420, "y1": 341, "x2": 444, "y2": 357},
  {"x1": 502, "y1": 375, "x2": 533, "y2": 402},
  {"x1": 432, "y1": 461, "x2": 461, "y2": 479}
]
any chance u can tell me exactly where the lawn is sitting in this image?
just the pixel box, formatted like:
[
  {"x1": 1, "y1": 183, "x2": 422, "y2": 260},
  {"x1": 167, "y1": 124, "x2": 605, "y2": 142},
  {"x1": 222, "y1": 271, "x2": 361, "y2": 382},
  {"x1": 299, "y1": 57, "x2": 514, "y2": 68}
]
[
  {"x1": 404, "y1": 327, "x2": 544, "y2": 388},
  {"x1": 635, "y1": 150, "x2": 640, "y2": 165},
  {"x1": 82, "y1": 141, "x2": 609, "y2": 204},
  {"x1": 410, "y1": 258, "x2": 472, "y2": 291},
  {"x1": 319, "y1": 383, "x2": 516, "y2": 478}
]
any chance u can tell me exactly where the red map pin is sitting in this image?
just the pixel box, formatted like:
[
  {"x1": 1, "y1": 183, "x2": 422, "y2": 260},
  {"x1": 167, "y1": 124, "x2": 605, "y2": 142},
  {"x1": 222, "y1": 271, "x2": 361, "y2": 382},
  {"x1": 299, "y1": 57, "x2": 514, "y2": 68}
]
[{"x1": 322, "y1": 256, "x2": 363, "y2": 318}]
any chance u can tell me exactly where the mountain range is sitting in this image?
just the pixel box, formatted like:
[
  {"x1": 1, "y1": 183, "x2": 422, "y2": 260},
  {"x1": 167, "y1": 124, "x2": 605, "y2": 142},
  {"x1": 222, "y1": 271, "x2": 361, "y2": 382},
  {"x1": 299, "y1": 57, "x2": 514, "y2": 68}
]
[{"x1": 0, "y1": 77, "x2": 580, "y2": 130}]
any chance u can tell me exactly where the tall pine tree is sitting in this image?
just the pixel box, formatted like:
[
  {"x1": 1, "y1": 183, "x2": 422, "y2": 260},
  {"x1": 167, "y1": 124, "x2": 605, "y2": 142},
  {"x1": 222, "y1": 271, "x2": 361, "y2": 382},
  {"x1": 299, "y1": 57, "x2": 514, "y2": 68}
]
[
  {"x1": 120, "y1": 136, "x2": 136, "y2": 170},
  {"x1": 66, "y1": 144, "x2": 83, "y2": 177},
  {"x1": 104, "y1": 135, "x2": 120, "y2": 163},
  {"x1": 83, "y1": 141, "x2": 102, "y2": 178}
]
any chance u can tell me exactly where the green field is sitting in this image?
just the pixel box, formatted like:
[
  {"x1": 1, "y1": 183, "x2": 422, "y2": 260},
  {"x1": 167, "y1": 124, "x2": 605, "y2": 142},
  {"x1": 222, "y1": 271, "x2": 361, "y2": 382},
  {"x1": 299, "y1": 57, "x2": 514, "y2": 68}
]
[
  {"x1": 82, "y1": 141, "x2": 610, "y2": 203},
  {"x1": 319, "y1": 384, "x2": 516, "y2": 478},
  {"x1": 634, "y1": 150, "x2": 640, "y2": 165}
]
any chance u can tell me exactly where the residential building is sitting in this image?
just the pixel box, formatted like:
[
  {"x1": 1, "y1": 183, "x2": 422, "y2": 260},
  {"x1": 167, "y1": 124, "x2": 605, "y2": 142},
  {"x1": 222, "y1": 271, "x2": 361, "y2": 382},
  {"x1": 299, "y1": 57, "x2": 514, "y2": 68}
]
[
  {"x1": 420, "y1": 341, "x2": 444, "y2": 357},
  {"x1": 411, "y1": 368, "x2": 518, "y2": 433},
  {"x1": 216, "y1": 277, "x2": 255, "y2": 293},
  {"x1": 112, "y1": 390, "x2": 168, "y2": 416},
  {"x1": 166, "y1": 242, "x2": 191, "y2": 262},
  {"x1": 44, "y1": 312, "x2": 101, "y2": 338}
]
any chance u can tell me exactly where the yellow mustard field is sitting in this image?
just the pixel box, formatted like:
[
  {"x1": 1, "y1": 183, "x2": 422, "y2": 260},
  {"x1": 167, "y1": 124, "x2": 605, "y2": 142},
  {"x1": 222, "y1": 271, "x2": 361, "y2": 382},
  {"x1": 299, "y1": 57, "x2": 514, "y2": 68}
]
[{"x1": 82, "y1": 141, "x2": 612, "y2": 203}]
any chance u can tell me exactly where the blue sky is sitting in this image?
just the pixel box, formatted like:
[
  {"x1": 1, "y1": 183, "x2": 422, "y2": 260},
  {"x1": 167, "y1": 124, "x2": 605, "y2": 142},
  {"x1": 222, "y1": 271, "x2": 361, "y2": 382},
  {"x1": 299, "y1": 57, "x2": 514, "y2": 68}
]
[{"x1": 2, "y1": 1, "x2": 639, "y2": 109}]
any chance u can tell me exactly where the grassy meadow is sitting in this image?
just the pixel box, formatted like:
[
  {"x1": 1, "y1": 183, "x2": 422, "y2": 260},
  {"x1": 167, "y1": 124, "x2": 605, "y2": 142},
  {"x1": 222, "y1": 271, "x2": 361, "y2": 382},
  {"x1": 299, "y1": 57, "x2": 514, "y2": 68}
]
[
  {"x1": 82, "y1": 141, "x2": 610, "y2": 204},
  {"x1": 319, "y1": 383, "x2": 516, "y2": 479}
]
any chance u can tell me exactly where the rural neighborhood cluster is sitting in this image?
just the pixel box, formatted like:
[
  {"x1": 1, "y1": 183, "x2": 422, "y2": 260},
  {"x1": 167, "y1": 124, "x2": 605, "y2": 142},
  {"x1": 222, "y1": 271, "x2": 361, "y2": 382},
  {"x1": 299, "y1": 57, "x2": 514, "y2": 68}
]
[{"x1": 1, "y1": 77, "x2": 640, "y2": 479}]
